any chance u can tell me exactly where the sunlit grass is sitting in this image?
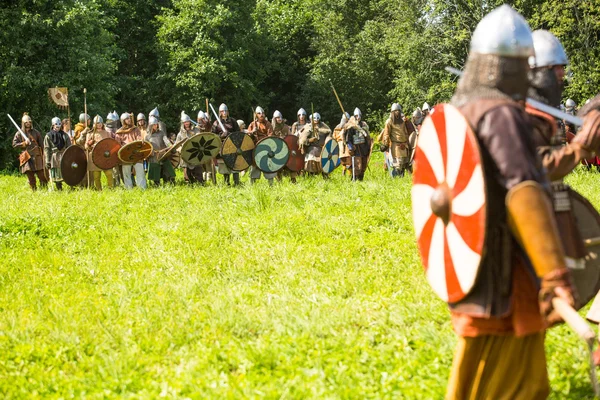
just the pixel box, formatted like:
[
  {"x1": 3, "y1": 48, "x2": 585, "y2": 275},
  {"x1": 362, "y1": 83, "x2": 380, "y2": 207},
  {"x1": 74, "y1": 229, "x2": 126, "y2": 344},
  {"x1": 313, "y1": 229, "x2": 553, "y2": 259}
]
[{"x1": 0, "y1": 154, "x2": 598, "y2": 398}]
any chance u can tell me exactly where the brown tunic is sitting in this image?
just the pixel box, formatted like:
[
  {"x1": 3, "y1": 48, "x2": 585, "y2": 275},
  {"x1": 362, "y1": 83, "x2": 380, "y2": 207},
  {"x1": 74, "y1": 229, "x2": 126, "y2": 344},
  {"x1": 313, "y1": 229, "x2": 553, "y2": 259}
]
[
  {"x1": 527, "y1": 105, "x2": 590, "y2": 181},
  {"x1": 451, "y1": 99, "x2": 546, "y2": 337},
  {"x1": 12, "y1": 129, "x2": 44, "y2": 173},
  {"x1": 247, "y1": 119, "x2": 273, "y2": 142},
  {"x1": 84, "y1": 129, "x2": 115, "y2": 172}
]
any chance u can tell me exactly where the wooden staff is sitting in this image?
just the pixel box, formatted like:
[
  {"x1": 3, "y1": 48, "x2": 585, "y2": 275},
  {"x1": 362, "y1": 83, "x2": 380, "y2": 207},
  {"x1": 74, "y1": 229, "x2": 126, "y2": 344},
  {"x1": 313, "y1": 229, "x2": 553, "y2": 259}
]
[{"x1": 84, "y1": 88, "x2": 90, "y2": 187}]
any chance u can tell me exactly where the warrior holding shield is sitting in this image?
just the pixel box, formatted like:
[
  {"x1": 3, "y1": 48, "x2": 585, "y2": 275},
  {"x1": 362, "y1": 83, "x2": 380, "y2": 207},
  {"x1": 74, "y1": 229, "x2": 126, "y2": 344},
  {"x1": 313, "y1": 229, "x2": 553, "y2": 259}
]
[
  {"x1": 44, "y1": 117, "x2": 71, "y2": 191},
  {"x1": 176, "y1": 111, "x2": 202, "y2": 184},
  {"x1": 247, "y1": 106, "x2": 276, "y2": 184},
  {"x1": 115, "y1": 112, "x2": 147, "y2": 190},
  {"x1": 298, "y1": 112, "x2": 332, "y2": 176},
  {"x1": 197, "y1": 111, "x2": 215, "y2": 183},
  {"x1": 211, "y1": 103, "x2": 241, "y2": 186},
  {"x1": 147, "y1": 115, "x2": 176, "y2": 186},
  {"x1": 412, "y1": 5, "x2": 581, "y2": 398},
  {"x1": 84, "y1": 115, "x2": 114, "y2": 190}
]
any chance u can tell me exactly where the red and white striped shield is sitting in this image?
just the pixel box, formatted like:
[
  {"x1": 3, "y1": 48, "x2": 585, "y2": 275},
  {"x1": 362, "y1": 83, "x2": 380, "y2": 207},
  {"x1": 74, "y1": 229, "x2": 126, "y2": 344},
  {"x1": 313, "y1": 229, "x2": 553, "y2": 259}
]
[{"x1": 411, "y1": 104, "x2": 486, "y2": 303}]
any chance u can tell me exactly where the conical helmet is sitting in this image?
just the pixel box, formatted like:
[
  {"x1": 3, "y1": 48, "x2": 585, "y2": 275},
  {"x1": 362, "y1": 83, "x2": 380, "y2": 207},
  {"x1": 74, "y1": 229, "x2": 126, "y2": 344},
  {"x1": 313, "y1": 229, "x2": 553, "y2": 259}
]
[
  {"x1": 181, "y1": 111, "x2": 191, "y2": 123},
  {"x1": 93, "y1": 115, "x2": 103, "y2": 124},
  {"x1": 529, "y1": 30, "x2": 568, "y2": 68},
  {"x1": 150, "y1": 107, "x2": 159, "y2": 118},
  {"x1": 470, "y1": 4, "x2": 533, "y2": 58}
]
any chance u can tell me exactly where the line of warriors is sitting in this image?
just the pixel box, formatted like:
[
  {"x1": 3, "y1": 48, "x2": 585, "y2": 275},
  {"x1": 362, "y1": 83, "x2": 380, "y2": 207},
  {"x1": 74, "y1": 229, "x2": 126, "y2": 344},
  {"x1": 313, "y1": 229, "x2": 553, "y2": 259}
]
[{"x1": 13, "y1": 101, "x2": 427, "y2": 190}]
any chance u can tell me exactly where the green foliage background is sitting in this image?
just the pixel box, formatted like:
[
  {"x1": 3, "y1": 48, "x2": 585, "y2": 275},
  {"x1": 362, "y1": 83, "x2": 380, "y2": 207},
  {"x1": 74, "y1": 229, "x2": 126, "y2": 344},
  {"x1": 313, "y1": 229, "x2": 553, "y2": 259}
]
[{"x1": 2, "y1": 0, "x2": 599, "y2": 170}]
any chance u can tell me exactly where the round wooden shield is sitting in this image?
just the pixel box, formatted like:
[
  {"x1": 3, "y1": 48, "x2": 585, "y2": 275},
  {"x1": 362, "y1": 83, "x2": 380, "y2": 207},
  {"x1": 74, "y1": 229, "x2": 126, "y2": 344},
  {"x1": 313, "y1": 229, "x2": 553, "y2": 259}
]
[
  {"x1": 284, "y1": 135, "x2": 304, "y2": 172},
  {"x1": 320, "y1": 139, "x2": 341, "y2": 174},
  {"x1": 221, "y1": 131, "x2": 255, "y2": 171},
  {"x1": 170, "y1": 151, "x2": 181, "y2": 169},
  {"x1": 181, "y1": 132, "x2": 220, "y2": 166},
  {"x1": 118, "y1": 141, "x2": 153, "y2": 165},
  {"x1": 411, "y1": 103, "x2": 486, "y2": 303},
  {"x1": 253, "y1": 137, "x2": 289, "y2": 173},
  {"x1": 92, "y1": 138, "x2": 120, "y2": 170},
  {"x1": 60, "y1": 145, "x2": 88, "y2": 186},
  {"x1": 570, "y1": 189, "x2": 600, "y2": 307}
]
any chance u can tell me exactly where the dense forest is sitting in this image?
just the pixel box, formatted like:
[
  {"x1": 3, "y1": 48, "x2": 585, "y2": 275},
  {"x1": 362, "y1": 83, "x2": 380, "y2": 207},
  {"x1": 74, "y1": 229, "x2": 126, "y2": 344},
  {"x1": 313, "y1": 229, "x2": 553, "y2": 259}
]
[{"x1": 1, "y1": 0, "x2": 598, "y2": 169}]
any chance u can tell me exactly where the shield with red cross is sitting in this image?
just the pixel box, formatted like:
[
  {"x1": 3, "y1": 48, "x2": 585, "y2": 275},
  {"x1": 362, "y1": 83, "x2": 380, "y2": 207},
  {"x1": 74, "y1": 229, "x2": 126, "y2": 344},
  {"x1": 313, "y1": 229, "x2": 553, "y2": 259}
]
[{"x1": 411, "y1": 104, "x2": 486, "y2": 303}]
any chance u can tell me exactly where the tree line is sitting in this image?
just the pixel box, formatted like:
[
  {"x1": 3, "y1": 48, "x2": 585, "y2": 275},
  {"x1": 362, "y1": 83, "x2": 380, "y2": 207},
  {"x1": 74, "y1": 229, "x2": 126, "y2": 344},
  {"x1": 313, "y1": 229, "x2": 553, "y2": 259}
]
[{"x1": 1, "y1": 0, "x2": 598, "y2": 170}]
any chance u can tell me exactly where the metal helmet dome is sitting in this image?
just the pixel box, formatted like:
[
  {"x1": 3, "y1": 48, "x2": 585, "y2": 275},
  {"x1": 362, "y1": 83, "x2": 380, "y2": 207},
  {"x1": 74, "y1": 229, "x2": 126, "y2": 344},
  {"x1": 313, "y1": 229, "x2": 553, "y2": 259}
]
[
  {"x1": 51, "y1": 117, "x2": 62, "y2": 126},
  {"x1": 529, "y1": 30, "x2": 568, "y2": 68},
  {"x1": 470, "y1": 4, "x2": 534, "y2": 58},
  {"x1": 93, "y1": 115, "x2": 103, "y2": 124}
]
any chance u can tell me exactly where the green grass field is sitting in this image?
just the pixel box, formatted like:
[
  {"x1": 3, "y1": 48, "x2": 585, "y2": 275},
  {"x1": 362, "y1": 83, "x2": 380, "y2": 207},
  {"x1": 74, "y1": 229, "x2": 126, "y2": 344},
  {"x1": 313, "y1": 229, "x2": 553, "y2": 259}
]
[{"x1": 0, "y1": 153, "x2": 599, "y2": 399}]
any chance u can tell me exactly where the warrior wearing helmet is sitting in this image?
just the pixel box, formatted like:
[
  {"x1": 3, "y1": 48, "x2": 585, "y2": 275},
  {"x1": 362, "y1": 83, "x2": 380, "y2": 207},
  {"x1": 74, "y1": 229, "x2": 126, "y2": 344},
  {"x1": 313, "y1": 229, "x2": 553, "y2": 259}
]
[
  {"x1": 271, "y1": 110, "x2": 289, "y2": 138},
  {"x1": 84, "y1": 115, "x2": 114, "y2": 190},
  {"x1": 271, "y1": 111, "x2": 297, "y2": 183},
  {"x1": 442, "y1": 6, "x2": 577, "y2": 398},
  {"x1": 137, "y1": 113, "x2": 148, "y2": 140},
  {"x1": 147, "y1": 115, "x2": 176, "y2": 186},
  {"x1": 291, "y1": 108, "x2": 308, "y2": 137},
  {"x1": 115, "y1": 112, "x2": 147, "y2": 189},
  {"x1": 43, "y1": 117, "x2": 71, "y2": 191},
  {"x1": 298, "y1": 112, "x2": 332, "y2": 176},
  {"x1": 105, "y1": 111, "x2": 122, "y2": 186},
  {"x1": 176, "y1": 111, "x2": 202, "y2": 184},
  {"x1": 333, "y1": 112, "x2": 351, "y2": 176},
  {"x1": 74, "y1": 113, "x2": 93, "y2": 187},
  {"x1": 211, "y1": 103, "x2": 241, "y2": 185},
  {"x1": 248, "y1": 106, "x2": 276, "y2": 185},
  {"x1": 197, "y1": 111, "x2": 215, "y2": 183},
  {"x1": 73, "y1": 113, "x2": 90, "y2": 148},
  {"x1": 342, "y1": 108, "x2": 370, "y2": 181},
  {"x1": 12, "y1": 113, "x2": 47, "y2": 190},
  {"x1": 378, "y1": 103, "x2": 415, "y2": 177}
]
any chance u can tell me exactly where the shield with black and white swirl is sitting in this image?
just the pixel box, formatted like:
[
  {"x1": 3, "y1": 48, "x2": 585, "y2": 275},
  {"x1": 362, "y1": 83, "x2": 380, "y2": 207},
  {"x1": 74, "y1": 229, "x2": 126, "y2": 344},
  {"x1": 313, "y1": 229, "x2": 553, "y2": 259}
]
[
  {"x1": 320, "y1": 139, "x2": 341, "y2": 174},
  {"x1": 411, "y1": 103, "x2": 486, "y2": 303},
  {"x1": 253, "y1": 137, "x2": 290, "y2": 173}
]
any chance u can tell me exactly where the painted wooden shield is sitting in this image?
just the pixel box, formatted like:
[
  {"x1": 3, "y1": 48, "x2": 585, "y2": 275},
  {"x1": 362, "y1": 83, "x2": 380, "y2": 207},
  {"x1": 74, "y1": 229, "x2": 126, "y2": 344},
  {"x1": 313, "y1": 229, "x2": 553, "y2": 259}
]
[
  {"x1": 60, "y1": 145, "x2": 88, "y2": 186},
  {"x1": 569, "y1": 189, "x2": 600, "y2": 308},
  {"x1": 253, "y1": 137, "x2": 290, "y2": 173},
  {"x1": 170, "y1": 151, "x2": 181, "y2": 169},
  {"x1": 158, "y1": 140, "x2": 185, "y2": 163},
  {"x1": 284, "y1": 135, "x2": 304, "y2": 172},
  {"x1": 92, "y1": 138, "x2": 120, "y2": 170},
  {"x1": 118, "y1": 140, "x2": 153, "y2": 165},
  {"x1": 411, "y1": 103, "x2": 486, "y2": 303},
  {"x1": 320, "y1": 138, "x2": 341, "y2": 174},
  {"x1": 181, "y1": 132, "x2": 220, "y2": 166},
  {"x1": 221, "y1": 131, "x2": 255, "y2": 171}
]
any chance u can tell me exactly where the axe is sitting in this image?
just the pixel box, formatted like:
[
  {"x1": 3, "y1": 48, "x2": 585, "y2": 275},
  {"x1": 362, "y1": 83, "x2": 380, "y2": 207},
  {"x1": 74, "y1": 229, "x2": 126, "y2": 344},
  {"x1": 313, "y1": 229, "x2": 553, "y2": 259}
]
[{"x1": 553, "y1": 297, "x2": 600, "y2": 397}]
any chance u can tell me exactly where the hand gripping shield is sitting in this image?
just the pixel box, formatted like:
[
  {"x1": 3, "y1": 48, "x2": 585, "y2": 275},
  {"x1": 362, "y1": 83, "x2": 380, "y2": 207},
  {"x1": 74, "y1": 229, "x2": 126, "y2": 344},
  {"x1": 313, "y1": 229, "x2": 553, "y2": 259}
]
[
  {"x1": 181, "y1": 132, "x2": 220, "y2": 166},
  {"x1": 92, "y1": 138, "x2": 120, "y2": 170},
  {"x1": 283, "y1": 135, "x2": 304, "y2": 172},
  {"x1": 60, "y1": 145, "x2": 88, "y2": 186},
  {"x1": 253, "y1": 136, "x2": 289, "y2": 173},
  {"x1": 118, "y1": 140, "x2": 153, "y2": 165},
  {"x1": 411, "y1": 104, "x2": 486, "y2": 303},
  {"x1": 221, "y1": 131, "x2": 255, "y2": 171},
  {"x1": 320, "y1": 138, "x2": 341, "y2": 174}
]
